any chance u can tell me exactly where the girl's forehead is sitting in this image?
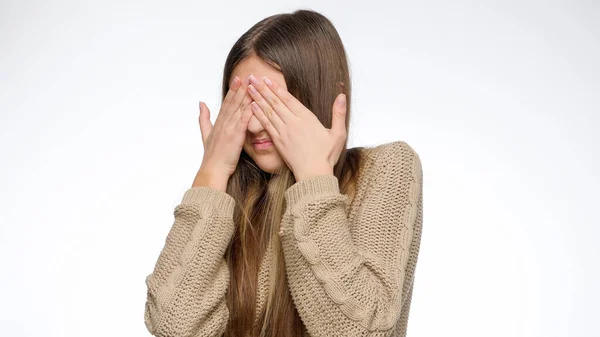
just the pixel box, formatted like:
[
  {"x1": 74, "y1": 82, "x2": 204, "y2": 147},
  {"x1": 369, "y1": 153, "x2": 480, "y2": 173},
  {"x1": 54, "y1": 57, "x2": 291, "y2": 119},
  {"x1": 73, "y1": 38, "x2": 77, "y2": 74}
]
[{"x1": 231, "y1": 55, "x2": 287, "y2": 90}]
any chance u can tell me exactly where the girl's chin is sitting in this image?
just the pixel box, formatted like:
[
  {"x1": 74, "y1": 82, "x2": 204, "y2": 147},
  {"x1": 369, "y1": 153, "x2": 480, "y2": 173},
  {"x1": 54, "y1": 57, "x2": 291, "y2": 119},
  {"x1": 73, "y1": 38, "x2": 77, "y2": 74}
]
[
  {"x1": 253, "y1": 158, "x2": 283, "y2": 173},
  {"x1": 256, "y1": 163, "x2": 281, "y2": 174}
]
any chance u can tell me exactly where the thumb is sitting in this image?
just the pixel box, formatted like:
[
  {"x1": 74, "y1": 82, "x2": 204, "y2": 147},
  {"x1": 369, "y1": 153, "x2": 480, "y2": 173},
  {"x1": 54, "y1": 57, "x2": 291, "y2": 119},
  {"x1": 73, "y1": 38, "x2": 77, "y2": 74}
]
[
  {"x1": 198, "y1": 101, "x2": 213, "y2": 145},
  {"x1": 331, "y1": 93, "x2": 347, "y2": 136}
]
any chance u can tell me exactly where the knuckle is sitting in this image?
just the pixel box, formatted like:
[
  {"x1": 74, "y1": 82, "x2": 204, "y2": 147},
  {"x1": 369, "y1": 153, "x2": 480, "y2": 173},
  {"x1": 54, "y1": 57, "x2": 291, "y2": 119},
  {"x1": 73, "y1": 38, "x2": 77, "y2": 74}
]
[
  {"x1": 261, "y1": 106, "x2": 269, "y2": 115},
  {"x1": 265, "y1": 107, "x2": 274, "y2": 117},
  {"x1": 282, "y1": 96, "x2": 293, "y2": 106},
  {"x1": 267, "y1": 95, "x2": 280, "y2": 107}
]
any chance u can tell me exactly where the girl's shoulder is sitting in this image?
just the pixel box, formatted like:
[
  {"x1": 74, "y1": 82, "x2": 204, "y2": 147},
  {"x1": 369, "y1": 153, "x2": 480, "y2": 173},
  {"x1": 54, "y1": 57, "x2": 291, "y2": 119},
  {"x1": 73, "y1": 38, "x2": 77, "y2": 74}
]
[
  {"x1": 344, "y1": 140, "x2": 422, "y2": 204},
  {"x1": 354, "y1": 140, "x2": 422, "y2": 175}
]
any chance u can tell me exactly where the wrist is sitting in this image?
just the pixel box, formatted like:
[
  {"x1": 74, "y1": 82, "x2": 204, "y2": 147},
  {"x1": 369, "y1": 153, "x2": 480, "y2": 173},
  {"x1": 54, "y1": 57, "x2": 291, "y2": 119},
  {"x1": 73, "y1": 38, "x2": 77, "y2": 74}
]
[
  {"x1": 294, "y1": 165, "x2": 334, "y2": 183},
  {"x1": 192, "y1": 167, "x2": 230, "y2": 192}
]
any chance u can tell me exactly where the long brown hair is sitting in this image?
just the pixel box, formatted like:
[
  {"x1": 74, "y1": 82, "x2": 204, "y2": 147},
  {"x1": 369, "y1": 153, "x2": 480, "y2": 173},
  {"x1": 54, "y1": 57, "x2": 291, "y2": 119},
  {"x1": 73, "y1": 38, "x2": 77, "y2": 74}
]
[{"x1": 221, "y1": 9, "x2": 363, "y2": 337}]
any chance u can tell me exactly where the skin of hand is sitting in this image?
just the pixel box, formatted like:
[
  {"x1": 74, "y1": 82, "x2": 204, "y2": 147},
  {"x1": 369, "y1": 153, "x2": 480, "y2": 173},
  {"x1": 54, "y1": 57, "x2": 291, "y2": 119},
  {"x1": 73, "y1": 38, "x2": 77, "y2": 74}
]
[
  {"x1": 198, "y1": 74, "x2": 255, "y2": 180},
  {"x1": 246, "y1": 74, "x2": 348, "y2": 182}
]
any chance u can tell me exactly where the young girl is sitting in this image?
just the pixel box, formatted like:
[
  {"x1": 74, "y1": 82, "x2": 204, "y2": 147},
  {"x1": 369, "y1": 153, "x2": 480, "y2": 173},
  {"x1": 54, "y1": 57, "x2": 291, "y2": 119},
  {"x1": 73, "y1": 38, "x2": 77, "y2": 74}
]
[{"x1": 144, "y1": 9, "x2": 423, "y2": 337}]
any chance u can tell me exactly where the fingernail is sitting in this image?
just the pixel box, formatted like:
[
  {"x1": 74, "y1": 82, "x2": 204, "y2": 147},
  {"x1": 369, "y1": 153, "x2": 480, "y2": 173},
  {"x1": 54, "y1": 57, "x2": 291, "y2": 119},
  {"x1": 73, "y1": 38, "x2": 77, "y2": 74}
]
[
  {"x1": 249, "y1": 74, "x2": 260, "y2": 85},
  {"x1": 263, "y1": 77, "x2": 273, "y2": 86},
  {"x1": 336, "y1": 81, "x2": 346, "y2": 95},
  {"x1": 337, "y1": 94, "x2": 346, "y2": 106},
  {"x1": 248, "y1": 84, "x2": 258, "y2": 94}
]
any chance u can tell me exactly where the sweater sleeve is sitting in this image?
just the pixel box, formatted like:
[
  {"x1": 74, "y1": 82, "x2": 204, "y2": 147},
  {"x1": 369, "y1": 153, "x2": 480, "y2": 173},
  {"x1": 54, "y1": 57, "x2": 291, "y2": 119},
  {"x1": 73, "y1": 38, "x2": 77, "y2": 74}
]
[
  {"x1": 278, "y1": 141, "x2": 423, "y2": 336},
  {"x1": 144, "y1": 187, "x2": 236, "y2": 337}
]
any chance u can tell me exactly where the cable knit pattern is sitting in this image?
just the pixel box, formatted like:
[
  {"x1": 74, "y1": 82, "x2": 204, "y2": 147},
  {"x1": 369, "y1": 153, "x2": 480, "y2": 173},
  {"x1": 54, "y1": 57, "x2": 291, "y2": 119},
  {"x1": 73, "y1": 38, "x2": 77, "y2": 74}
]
[
  {"x1": 143, "y1": 140, "x2": 424, "y2": 337},
  {"x1": 144, "y1": 187, "x2": 236, "y2": 337}
]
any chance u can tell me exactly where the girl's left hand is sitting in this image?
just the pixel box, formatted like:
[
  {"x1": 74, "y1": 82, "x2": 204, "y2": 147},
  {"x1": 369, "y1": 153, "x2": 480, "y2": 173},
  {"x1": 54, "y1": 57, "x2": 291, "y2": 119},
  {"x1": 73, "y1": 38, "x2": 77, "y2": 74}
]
[{"x1": 247, "y1": 74, "x2": 348, "y2": 182}]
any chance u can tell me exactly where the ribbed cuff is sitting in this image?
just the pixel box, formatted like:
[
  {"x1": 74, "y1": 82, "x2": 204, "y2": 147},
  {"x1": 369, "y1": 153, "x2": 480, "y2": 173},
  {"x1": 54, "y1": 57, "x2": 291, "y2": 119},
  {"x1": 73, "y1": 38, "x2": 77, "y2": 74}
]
[
  {"x1": 181, "y1": 187, "x2": 236, "y2": 215},
  {"x1": 284, "y1": 174, "x2": 340, "y2": 209}
]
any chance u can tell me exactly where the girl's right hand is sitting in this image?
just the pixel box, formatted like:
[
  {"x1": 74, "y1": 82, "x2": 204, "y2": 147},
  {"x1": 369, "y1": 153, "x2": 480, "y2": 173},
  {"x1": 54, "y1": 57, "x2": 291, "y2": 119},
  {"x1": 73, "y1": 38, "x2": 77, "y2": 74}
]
[{"x1": 197, "y1": 75, "x2": 254, "y2": 180}]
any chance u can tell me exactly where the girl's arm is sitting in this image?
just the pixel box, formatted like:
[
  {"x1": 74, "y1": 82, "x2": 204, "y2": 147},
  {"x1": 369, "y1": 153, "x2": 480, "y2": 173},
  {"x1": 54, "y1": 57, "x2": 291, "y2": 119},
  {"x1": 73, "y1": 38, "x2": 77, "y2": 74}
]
[
  {"x1": 279, "y1": 140, "x2": 423, "y2": 336},
  {"x1": 144, "y1": 187, "x2": 235, "y2": 337}
]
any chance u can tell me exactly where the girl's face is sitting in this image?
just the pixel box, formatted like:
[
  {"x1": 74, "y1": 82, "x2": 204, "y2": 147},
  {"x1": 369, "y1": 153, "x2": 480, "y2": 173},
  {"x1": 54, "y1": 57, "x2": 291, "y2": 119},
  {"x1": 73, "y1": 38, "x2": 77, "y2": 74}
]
[{"x1": 231, "y1": 54, "x2": 286, "y2": 174}]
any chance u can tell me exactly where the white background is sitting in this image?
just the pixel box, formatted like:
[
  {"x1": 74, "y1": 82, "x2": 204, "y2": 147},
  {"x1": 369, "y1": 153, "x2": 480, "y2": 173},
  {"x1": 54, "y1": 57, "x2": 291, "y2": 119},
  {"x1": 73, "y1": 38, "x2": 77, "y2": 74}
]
[{"x1": 1, "y1": 0, "x2": 598, "y2": 336}]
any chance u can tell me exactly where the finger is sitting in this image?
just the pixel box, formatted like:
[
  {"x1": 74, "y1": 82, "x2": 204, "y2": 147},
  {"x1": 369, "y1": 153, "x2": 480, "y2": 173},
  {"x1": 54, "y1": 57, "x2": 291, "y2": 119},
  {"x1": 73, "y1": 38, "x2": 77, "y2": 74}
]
[
  {"x1": 248, "y1": 83, "x2": 285, "y2": 133},
  {"x1": 331, "y1": 93, "x2": 347, "y2": 138},
  {"x1": 214, "y1": 76, "x2": 243, "y2": 129},
  {"x1": 222, "y1": 76, "x2": 241, "y2": 107},
  {"x1": 261, "y1": 75, "x2": 311, "y2": 118},
  {"x1": 236, "y1": 101, "x2": 254, "y2": 131},
  {"x1": 248, "y1": 74, "x2": 296, "y2": 124},
  {"x1": 250, "y1": 101, "x2": 281, "y2": 139},
  {"x1": 226, "y1": 89, "x2": 253, "y2": 127},
  {"x1": 229, "y1": 74, "x2": 252, "y2": 113},
  {"x1": 198, "y1": 101, "x2": 213, "y2": 144}
]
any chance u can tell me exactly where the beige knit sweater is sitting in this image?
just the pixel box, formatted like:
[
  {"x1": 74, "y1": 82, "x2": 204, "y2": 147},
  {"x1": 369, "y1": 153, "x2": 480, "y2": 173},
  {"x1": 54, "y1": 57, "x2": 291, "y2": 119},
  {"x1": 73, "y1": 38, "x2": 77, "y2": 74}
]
[{"x1": 144, "y1": 140, "x2": 424, "y2": 337}]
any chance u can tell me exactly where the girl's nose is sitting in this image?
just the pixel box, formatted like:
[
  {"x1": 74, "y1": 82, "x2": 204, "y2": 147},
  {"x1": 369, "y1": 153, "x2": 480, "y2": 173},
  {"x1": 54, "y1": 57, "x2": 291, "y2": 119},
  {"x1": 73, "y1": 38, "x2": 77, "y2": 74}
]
[{"x1": 246, "y1": 107, "x2": 264, "y2": 134}]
